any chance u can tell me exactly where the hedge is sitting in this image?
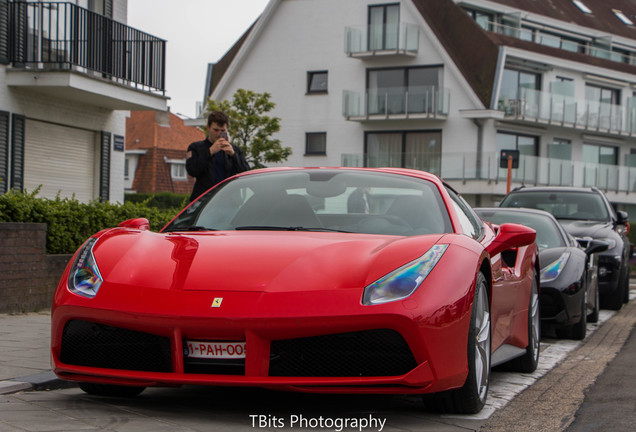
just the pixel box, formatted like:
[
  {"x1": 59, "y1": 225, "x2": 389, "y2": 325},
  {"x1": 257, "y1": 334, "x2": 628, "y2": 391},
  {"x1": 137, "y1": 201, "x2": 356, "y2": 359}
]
[
  {"x1": 125, "y1": 191, "x2": 189, "y2": 209},
  {"x1": 0, "y1": 188, "x2": 181, "y2": 254}
]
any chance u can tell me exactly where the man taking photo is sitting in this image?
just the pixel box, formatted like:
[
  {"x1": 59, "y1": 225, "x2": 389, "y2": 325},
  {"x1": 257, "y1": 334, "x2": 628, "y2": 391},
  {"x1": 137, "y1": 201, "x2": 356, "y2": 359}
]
[{"x1": 186, "y1": 110, "x2": 250, "y2": 202}]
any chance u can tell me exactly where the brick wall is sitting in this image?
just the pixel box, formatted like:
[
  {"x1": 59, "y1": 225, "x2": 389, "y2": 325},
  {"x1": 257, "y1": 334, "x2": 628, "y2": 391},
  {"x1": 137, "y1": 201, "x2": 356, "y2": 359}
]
[{"x1": 0, "y1": 223, "x2": 72, "y2": 313}]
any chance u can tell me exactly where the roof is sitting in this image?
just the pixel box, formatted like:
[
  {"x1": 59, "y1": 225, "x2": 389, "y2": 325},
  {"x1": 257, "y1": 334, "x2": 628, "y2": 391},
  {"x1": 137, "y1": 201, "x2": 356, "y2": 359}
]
[
  {"x1": 485, "y1": 0, "x2": 636, "y2": 39},
  {"x1": 126, "y1": 111, "x2": 206, "y2": 152},
  {"x1": 506, "y1": 186, "x2": 600, "y2": 194},
  {"x1": 205, "y1": 20, "x2": 258, "y2": 100}
]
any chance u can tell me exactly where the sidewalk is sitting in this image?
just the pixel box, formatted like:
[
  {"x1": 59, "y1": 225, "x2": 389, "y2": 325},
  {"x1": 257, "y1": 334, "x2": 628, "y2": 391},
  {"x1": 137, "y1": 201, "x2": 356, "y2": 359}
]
[
  {"x1": 0, "y1": 311, "x2": 68, "y2": 394},
  {"x1": 482, "y1": 289, "x2": 636, "y2": 431}
]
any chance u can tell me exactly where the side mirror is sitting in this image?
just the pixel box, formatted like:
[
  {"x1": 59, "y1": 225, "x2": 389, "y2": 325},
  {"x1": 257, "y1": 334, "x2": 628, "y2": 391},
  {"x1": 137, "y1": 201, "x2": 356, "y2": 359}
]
[
  {"x1": 487, "y1": 223, "x2": 536, "y2": 257},
  {"x1": 585, "y1": 239, "x2": 609, "y2": 255},
  {"x1": 616, "y1": 210, "x2": 629, "y2": 225},
  {"x1": 118, "y1": 218, "x2": 150, "y2": 230}
]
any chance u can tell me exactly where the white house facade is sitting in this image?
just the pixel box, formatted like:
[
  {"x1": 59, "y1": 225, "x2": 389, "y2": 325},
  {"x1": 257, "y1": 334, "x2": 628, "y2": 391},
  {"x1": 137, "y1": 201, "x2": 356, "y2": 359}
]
[
  {"x1": 0, "y1": 0, "x2": 167, "y2": 203},
  {"x1": 194, "y1": 0, "x2": 636, "y2": 217}
]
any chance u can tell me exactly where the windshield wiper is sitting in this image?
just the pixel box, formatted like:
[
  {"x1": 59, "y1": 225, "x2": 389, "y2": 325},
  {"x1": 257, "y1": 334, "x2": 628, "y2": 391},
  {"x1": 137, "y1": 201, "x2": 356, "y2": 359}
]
[
  {"x1": 234, "y1": 226, "x2": 351, "y2": 233},
  {"x1": 165, "y1": 226, "x2": 215, "y2": 232}
]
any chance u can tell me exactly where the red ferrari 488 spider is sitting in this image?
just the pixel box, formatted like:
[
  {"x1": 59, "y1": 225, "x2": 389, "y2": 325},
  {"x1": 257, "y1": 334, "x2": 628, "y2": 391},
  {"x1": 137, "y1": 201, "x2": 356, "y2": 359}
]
[{"x1": 51, "y1": 167, "x2": 539, "y2": 414}]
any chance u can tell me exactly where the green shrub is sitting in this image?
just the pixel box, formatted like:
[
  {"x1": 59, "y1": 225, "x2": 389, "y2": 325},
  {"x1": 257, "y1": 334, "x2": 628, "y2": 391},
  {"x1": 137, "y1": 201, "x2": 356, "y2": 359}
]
[
  {"x1": 125, "y1": 192, "x2": 189, "y2": 210},
  {"x1": 0, "y1": 188, "x2": 180, "y2": 254}
]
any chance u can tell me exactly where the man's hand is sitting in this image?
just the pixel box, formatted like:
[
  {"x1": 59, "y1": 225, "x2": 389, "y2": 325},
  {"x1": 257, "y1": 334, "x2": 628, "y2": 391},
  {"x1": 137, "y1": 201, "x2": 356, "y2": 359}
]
[{"x1": 210, "y1": 138, "x2": 235, "y2": 156}]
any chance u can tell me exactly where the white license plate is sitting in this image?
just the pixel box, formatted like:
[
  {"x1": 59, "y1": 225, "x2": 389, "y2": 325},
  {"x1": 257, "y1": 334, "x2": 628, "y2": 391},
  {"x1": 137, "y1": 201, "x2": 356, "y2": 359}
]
[{"x1": 185, "y1": 341, "x2": 246, "y2": 359}]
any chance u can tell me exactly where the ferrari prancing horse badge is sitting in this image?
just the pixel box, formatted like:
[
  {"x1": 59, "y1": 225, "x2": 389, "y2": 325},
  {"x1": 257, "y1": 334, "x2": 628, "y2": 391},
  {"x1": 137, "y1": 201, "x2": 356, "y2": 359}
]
[{"x1": 211, "y1": 298, "x2": 223, "y2": 308}]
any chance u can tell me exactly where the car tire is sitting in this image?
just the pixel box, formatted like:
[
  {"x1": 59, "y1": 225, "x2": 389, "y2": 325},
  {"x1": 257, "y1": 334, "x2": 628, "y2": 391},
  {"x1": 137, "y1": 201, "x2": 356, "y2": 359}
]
[
  {"x1": 509, "y1": 274, "x2": 540, "y2": 372},
  {"x1": 568, "y1": 289, "x2": 587, "y2": 341},
  {"x1": 429, "y1": 273, "x2": 491, "y2": 414},
  {"x1": 79, "y1": 383, "x2": 146, "y2": 397},
  {"x1": 623, "y1": 269, "x2": 630, "y2": 304},
  {"x1": 604, "y1": 271, "x2": 626, "y2": 311},
  {"x1": 588, "y1": 285, "x2": 600, "y2": 324}
]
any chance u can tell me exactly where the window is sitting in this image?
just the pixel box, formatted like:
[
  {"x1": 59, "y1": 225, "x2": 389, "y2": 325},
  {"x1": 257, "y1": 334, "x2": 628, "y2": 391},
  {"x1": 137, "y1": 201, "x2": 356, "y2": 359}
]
[
  {"x1": 549, "y1": 139, "x2": 572, "y2": 160},
  {"x1": 365, "y1": 131, "x2": 441, "y2": 174},
  {"x1": 582, "y1": 144, "x2": 618, "y2": 188},
  {"x1": 572, "y1": 0, "x2": 592, "y2": 14},
  {"x1": 464, "y1": 8, "x2": 494, "y2": 31},
  {"x1": 368, "y1": 4, "x2": 400, "y2": 51},
  {"x1": 367, "y1": 66, "x2": 442, "y2": 115},
  {"x1": 497, "y1": 132, "x2": 538, "y2": 182},
  {"x1": 548, "y1": 139, "x2": 572, "y2": 186},
  {"x1": 585, "y1": 84, "x2": 620, "y2": 105},
  {"x1": 305, "y1": 132, "x2": 326, "y2": 155},
  {"x1": 536, "y1": 31, "x2": 582, "y2": 53},
  {"x1": 445, "y1": 186, "x2": 482, "y2": 240},
  {"x1": 307, "y1": 71, "x2": 328, "y2": 94},
  {"x1": 583, "y1": 144, "x2": 617, "y2": 165},
  {"x1": 497, "y1": 132, "x2": 538, "y2": 156},
  {"x1": 170, "y1": 162, "x2": 187, "y2": 180},
  {"x1": 586, "y1": 84, "x2": 620, "y2": 129},
  {"x1": 613, "y1": 9, "x2": 633, "y2": 25},
  {"x1": 499, "y1": 68, "x2": 541, "y2": 114}
]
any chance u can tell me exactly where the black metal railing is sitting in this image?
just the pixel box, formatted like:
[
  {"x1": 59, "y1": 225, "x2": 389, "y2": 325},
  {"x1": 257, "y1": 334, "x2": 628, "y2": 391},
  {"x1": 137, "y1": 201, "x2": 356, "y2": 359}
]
[{"x1": 3, "y1": 1, "x2": 165, "y2": 94}]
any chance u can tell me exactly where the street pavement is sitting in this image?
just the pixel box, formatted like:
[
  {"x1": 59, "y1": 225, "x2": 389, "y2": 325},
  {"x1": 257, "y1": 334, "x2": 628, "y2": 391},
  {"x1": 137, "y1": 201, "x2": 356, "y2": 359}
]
[{"x1": 0, "y1": 286, "x2": 634, "y2": 431}]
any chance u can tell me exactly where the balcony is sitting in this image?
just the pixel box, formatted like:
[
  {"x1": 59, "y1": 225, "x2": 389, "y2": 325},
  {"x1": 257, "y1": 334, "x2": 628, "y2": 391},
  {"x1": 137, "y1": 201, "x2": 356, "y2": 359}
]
[
  {"x1": 343, "y1": 86, "x2": 449, "y2": 121},
  {"x1": 483, "y1": 20, "x2": 636, "y2": 67},
  {"x1": 341, "y1": 151, "x2": 636, "y2": 197},
  {"x1": 498, "y1": 88, "x2": 636, "y2": 136},
  {"x1": 344, "y1": 22, "x2": 419, "y2": 58},
  {"x1": 2, "y1": 1, "x2": 167, "y2": 111}
]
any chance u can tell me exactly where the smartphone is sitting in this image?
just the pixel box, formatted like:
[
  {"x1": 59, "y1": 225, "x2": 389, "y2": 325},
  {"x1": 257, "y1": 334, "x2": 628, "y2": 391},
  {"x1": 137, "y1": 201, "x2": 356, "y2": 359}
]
[{"x1": 219, "y1": 131, "x2": 229, "y2": 140}]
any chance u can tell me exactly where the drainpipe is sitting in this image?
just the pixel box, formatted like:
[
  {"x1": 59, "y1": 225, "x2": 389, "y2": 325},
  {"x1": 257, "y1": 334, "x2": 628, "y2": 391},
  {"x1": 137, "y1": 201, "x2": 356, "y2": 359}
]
[
  {"x1": 472, "y1": 118, "x2": 484, "y2": 207},
  {"x1": 472, "y1": 118, "x2": 484, "y2": 180}
]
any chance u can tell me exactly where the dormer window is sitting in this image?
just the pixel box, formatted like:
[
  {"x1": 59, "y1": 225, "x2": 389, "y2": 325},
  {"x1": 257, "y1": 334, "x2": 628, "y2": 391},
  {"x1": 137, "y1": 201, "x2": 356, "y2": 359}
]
[
  {"x1": 613, "y1": 9, "x2": 634, "y2": 26},
  {"x1": 572, "y1": 0, "x2": 592, "y2": 14}
]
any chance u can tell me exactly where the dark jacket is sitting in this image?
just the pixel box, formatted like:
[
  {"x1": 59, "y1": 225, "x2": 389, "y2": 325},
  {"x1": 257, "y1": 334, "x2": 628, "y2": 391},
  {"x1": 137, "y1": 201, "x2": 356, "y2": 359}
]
[{"x1": 185, "y1": 138, "x2": 250, "y2": 201}]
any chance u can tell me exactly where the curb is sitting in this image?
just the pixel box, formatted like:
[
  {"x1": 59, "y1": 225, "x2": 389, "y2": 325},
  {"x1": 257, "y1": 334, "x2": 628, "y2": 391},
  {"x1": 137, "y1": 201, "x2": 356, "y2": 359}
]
[{"x1": 0, "y1": 371, "x2": 76, "y2": 395}]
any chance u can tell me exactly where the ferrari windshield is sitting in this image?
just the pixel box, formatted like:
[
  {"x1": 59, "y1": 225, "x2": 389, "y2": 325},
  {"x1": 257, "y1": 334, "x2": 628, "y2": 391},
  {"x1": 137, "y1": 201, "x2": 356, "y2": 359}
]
[{"x1": 164, "y1": 169, "x2": 453, "y2": 236}]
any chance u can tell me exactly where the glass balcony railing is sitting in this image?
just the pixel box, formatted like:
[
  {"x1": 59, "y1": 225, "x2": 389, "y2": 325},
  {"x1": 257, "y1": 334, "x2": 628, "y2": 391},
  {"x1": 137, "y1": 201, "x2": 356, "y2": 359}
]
[
  {"x1": 343, "y1": 86, "x2": 450, "y2": 119},
  {"x1": 483, "y1": 20, "x2": 636, "y2": 67},
  {"x1": 344, "y1": 22, "x2": 419, "y2": 56},
  {"x1": 498, "y1": 88, "x2": 636, "y2": 135},
  {"x1": 341, "y1": 151, "x2": 636, "y2": 194}
]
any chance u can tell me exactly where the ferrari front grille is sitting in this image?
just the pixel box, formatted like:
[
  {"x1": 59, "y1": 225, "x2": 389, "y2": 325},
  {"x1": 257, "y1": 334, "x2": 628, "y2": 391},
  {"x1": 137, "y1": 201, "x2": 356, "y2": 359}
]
[
  {"x1": 269, "y1": 329, "x2": 416, "y2": 377},
  {"x1": 61, "y1": 320, "x2": 172, "y2": 372}
]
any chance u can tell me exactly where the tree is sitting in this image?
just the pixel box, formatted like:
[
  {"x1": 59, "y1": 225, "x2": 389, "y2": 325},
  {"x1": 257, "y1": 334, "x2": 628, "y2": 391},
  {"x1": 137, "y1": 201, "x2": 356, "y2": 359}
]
[{"x1": 205, "y1": 89, "x2": 292, "y2": 169}]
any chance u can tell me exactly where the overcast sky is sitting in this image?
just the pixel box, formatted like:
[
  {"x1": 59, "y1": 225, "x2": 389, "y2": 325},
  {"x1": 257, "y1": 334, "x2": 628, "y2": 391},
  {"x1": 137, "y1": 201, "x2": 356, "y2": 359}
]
[{"x1": 127, "y1": 0, "x2": 270, "y2": 118}]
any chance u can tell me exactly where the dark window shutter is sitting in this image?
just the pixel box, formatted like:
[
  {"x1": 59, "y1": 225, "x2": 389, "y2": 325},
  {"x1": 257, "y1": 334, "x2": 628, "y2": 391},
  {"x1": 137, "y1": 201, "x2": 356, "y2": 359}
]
[
  {"x1": 10, "y1": 1, "x2": 27, "y2": 66},
  {"x1": 0, "y1": 111, "x2": 8, "y2": 193},
  {"x1": 10, "y1": 114, "x2": 25, "y2": 192},
  {"x1": 100, "y1": 131, "x2": 111, "y2": 202},
  {"x1": 0, "y1": 0, "x2": 9, "y2": 64}
]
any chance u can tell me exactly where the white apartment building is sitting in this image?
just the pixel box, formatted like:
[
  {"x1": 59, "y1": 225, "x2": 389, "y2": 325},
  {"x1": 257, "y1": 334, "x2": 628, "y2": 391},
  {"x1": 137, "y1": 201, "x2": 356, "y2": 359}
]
[
  {"x1": 0, "y1": 0, "x2": 167, "y2": 203},
  {"x1": 193, "y1": 0, "x2": 636, "y2": 217}
]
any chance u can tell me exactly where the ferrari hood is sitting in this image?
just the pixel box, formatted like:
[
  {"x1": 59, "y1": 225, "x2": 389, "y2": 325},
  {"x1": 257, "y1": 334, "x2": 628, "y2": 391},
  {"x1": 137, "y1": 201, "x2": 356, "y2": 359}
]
[{"x1": 92, "y1": 229, "x2": 444, "y2": 293}]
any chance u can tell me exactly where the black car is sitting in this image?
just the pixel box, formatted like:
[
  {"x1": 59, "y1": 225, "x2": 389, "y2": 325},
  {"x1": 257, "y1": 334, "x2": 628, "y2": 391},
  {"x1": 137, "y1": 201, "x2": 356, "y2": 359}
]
[
  {"x1": 476, "y1": 208, "x2": 607, "y2": 339},
  {"x1": 499, "y1": 186, "x2": 630, "y2": 310}
]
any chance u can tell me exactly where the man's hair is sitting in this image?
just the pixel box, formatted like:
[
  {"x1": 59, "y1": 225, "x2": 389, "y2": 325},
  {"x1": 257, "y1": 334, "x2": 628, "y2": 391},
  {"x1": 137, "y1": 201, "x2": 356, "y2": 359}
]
[{"x1": 207, "y1": 110, "x2": 229, "y2": 127}]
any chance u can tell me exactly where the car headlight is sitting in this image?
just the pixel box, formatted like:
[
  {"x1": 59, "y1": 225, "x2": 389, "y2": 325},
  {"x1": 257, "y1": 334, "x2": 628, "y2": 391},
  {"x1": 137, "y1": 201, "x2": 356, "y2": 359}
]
[
  {"x1": 540, "y1": 252, "x2": 570, "y2": 283},
  {"x1": 67, "y1": 237, "x2": 103, "y2": 298},
  {"x1": 602, "y1": 238, "x2": 617, "y2": 250},
  {"x1": 362, "y1": 244, "x2": 448, "y2": 305}
]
